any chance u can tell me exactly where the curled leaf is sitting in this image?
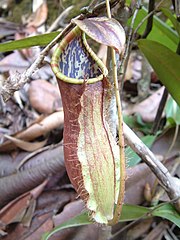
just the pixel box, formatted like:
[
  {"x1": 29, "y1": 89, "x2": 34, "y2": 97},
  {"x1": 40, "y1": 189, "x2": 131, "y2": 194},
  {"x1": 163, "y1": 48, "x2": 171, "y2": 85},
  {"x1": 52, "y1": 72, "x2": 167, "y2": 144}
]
[
  {"x1": 4, "y1": 135, "x2": 47, "y2": 152},
  {"x1": 72, "y1": 17, "x2": 126, "y2": 54}
]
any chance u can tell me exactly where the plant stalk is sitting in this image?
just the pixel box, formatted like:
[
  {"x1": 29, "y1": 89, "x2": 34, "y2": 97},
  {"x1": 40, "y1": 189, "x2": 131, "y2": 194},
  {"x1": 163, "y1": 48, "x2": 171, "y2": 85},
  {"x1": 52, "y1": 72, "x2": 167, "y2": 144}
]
[{"x1": 106, "y1": 0, "x2": 126, "y2": 225}]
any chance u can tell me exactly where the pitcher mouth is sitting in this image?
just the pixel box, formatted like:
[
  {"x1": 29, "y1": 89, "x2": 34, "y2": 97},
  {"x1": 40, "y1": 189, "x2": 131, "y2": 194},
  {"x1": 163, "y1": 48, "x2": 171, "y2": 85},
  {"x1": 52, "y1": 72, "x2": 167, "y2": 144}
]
[{"x1": 51, "y1": 26, "x2": 108, "y2": 85}]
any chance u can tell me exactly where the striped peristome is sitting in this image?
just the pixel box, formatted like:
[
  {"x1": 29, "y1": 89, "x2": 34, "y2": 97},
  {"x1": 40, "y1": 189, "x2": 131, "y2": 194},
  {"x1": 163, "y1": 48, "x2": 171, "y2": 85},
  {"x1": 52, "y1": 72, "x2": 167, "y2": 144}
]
[{"x1": 51, "y1": 26, "x2": 108, "y2": 84}]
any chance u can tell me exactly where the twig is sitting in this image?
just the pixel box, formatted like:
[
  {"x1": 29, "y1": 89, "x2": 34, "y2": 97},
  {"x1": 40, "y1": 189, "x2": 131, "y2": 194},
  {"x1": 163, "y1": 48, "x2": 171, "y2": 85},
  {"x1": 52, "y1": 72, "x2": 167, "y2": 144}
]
[
  {"x1": 142, "y1": 0, "x2": 155, "y2": 38},
  {"x1": 123, "y1": 122, "x2": 180, "y2": 213},
  {"x1": 132, "y1": 0, "x2": 165, "y2": 40},
  {"x1": 106, "y1": 0, "x2": 126, "y2": 226},
  {"x1": 46, "y1": 5, "x2": 74, "y2": 32},
  {"x1": 119, "y1": 0, "x2": 165, "y2": 89},
  {"x1": 151, "y1": 87, "x2": 168, "y2": 134},
  {"x1": 118, "y1": 0, "x2": 141, "y2": 87},
  {"x1": 86, "y1": 0, "x2": 100, "y2": 13},
  {"x1": 174, "y1": 0, "x2": 180, "y2": 20}
]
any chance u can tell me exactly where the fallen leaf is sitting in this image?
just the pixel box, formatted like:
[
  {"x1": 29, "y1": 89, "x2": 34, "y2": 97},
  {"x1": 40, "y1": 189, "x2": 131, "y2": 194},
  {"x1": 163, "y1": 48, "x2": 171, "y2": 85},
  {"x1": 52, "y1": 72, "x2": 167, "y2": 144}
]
[
  {"x1": 143, "y1": 222, "x2": 168, "y2": 240},
  {"x1": 21, "y1": 198, "x2": 36, "y2": 227},
  {"x1": 124, "y1": 87, "x2": 165, "y2": 122},
  {"x1": 125, "y1": 162, "x2": 155, "y2": 205},
  {"x1": 27, "y1": 2, "x2": 48, "y2": 28},
  {"x1": 2, "y1": 213, "x2": 53, "y2": 240},
  {"x1": 0, "y1": 51, "x2": 29, "y2": 73},
  {"x1": 0, "y1": 111, "x2": 64, "y2": 152},
  {"x1": 2, "y1": 190, "x2": 75, "y2": 240},
  {"x1": 4, "y1": 135, "x2": 47, "y2": 152},
  {"x1": 53, "y1": 200, "x2": 85, "y2": 226},
  {"x1": 29, "y1": 80, "x2": 61, "y2": 114},
  {"x1": 127, "y1": 218, "x2": 153, "y2": 240},
  {"x1": 151, "y1": 127, "x2": 180, "y2": 158},
  {"x1": 0, "y1": 192, "x2": 31, "y2": 229}
]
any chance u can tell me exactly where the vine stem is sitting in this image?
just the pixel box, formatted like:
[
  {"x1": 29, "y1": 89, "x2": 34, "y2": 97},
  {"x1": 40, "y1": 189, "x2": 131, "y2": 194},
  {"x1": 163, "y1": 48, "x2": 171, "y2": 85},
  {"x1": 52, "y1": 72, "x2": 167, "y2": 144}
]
[
  {"x1": 105, "y1": 0, "x2": 126, "y2": 225},
  {"x1": 119, "y1": 1, "x2": 140, "y2": 86}
]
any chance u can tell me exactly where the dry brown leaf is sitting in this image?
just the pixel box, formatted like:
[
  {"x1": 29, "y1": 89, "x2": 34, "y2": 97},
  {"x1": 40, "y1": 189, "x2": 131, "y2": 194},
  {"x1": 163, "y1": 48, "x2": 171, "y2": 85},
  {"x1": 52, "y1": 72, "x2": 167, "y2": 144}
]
[
  {"x1": 25, "y1": 216, "x2": 53, "y2": 240},
  {"x1": 0, "y1": 192, "x2": 31, "y2": 229},
  {"x1": 144, "y1": 222, "x2": 168, "y2": 240},
  {"x1": 2, "y1": 190, "x2": 75, "y2": 240},
  {"x1": 127, "y1": 218, "x2": 153, "y2": 240},
  {"x1": 53, "y1": 200, "x2": 85, "y2": 226},
  {"x1": 124, "y1": 87, "x2": 165, "y2": 122},
  {"x1": 0, "y1": 51, "x2": 29, "y2": 72},
  {"x1": 152, "y1": 127, "x2": 180, "y2": 158},
  {"x1": 31, "y1": 179, "x2": 49, "y2": 199},
  {"x1": 125, "y1": 162, "x2": 155, "y2": 205},
  {"x1": 21, "y1": 180, "x2": 48, "y2": 227},
  {"x1": 21, "y1": 199, "x2": 36, "y2": 227},
  {"x1": 27, "y1": 2, "x2": 48, "y2": 28},
  {"x1": 0, "y1": 111, "x2": 64, "y2": 152},
  {"x1": 4, "y1": 135, "x2": 47, "y2": 152},
  {"x1": 0, "y1": 180, "x2": 49, "y2": 231},
  {"x1": 29, "y1": 80, "x2": 61, "y2": 114}
]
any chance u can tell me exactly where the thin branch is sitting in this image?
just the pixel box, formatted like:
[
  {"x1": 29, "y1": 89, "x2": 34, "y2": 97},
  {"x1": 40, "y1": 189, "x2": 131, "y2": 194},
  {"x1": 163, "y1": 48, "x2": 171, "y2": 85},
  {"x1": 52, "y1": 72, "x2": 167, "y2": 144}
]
[
  {"x1": 142, "y1": 0, "x2": 155, "y2": 38},
  {"x1": 132, "y1": 0, "x2": 165, "y2": 40},
  {"x1": 118, "y1": 0, "x2": 141, "y2": 88},
  {"x1": 174, "y1": 0, "x2": 180, "y2": 21},
  {"x1": 123, "y1": 122, "x2": 180, "y2": 213},
  {"x1": 151, "y1": 87, "x2": 168, "y2": 134},
  {"x1": 46, "y1": 5, "x2": 74, "y2": 32}
]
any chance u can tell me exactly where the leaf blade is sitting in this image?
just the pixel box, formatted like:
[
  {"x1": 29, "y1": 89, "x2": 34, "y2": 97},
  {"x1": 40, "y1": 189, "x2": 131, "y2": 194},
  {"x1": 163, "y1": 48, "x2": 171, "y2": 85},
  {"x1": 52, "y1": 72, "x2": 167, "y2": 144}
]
[
  {"x1": 138, "y1": 40, "x2": 180, "y2": 105},
  {"x1": 41, "y1": 204, "x2": 150, "y2": 240},
  {"x1": 153, "y1": 204, "x2": 180, "y2": 228},
  {"x1": 42, "y1": 203, "x2": 180, "y2": 240},
  {"x1": 0, "y1": 32, "x2": 59, "y2": 53},
  {"x1": 129, "y1": 7, "x2": 178, "y2": 51}
]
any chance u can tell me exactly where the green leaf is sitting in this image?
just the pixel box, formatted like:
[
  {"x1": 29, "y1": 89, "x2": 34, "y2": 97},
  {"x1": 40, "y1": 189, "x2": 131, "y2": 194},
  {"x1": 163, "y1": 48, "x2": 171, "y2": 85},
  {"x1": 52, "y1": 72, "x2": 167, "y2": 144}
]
[
  {"x1": 42, "y1": 204, "x2": 150, "y2": 240},
  {"x1": 165, "y1": 97, "x2": 180, "y2": 125},
  {"x1": 42, "y1": 203, "x2": 180, "y2": 240},
  {"x1": 123, "y1": 115, "x2": 153, "y2": 134},
  {"x1": 153, "y1": 203, "x2": 180, "y2": 227},
  {"x1": 0, "y1": 31, "x2": 59, "y2": 53},
  {"x1": 161, "y1": 8, "x2": 180, "y2": 36},
  {"x1": 126, "y1": 135, "x2": 156, "y2": 167},
  {"x1": 129, "y1": 7, "x2": 179, "y2": 51},
  {"x1": 138, "y1": 40, "x2": 180, "y2": 106},
  {"x1": 42, "y1": 212, "x2": 90, "y2": 240}
]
